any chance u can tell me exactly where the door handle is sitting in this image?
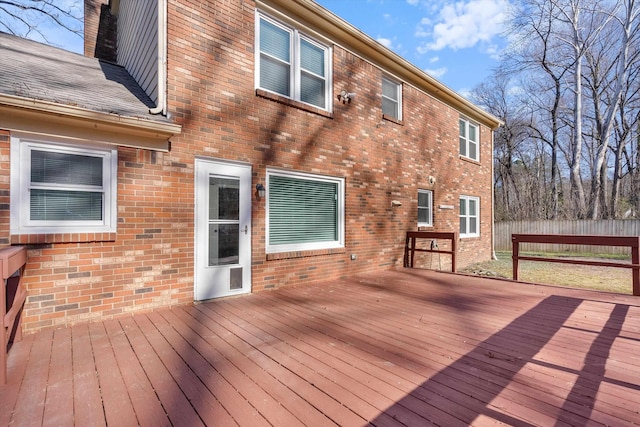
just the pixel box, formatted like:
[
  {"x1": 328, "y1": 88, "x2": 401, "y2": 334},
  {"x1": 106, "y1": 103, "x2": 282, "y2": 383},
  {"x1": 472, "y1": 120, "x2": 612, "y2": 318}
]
[{"x1": 244, "y1": 225, "x2": 248, "y2": 235}]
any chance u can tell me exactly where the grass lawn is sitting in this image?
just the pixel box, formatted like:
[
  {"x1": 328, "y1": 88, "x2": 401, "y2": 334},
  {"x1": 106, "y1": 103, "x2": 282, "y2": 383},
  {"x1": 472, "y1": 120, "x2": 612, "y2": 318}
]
[{"x1": 460, "y1": 251, "x2": 634, "y2": 295}]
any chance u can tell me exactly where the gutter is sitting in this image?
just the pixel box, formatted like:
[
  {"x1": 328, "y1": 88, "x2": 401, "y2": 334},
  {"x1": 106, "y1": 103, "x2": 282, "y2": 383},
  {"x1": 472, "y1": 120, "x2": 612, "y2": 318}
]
[
  {"x1": 0, "y1": 94, "x2": 181, "y2": 152},
  {"x1": 259, "y1": 0, "x2": 502, "y2": 130}
]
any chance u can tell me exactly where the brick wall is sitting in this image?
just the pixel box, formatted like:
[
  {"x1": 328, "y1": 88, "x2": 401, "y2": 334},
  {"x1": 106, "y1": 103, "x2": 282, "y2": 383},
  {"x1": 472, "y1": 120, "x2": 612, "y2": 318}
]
[
  {"x1": 84, "y1": 0, "x2": 117, "y2": 61},
  {"x1": 6, "y1": 0, "x2": 493, "y2": 333},
  {"x1": 164, "y1": 0, "x2": 494, "y2": 291}
]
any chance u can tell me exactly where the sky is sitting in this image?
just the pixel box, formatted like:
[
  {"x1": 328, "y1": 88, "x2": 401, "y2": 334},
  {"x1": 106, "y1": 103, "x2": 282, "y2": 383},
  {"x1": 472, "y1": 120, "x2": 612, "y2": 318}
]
[
  {"x1": 315, "y1": 0, "x2": 510, "y2": 96},
  {"x1": 33, "y1": 0, "x2": 510, "y2": 98}
]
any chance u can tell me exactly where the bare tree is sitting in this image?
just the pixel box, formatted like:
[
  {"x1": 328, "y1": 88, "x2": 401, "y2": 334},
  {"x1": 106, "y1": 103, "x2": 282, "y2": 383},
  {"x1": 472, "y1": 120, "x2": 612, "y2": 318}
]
[
  {"x1": 0, "y1": 0, "x2": 82, "y2": 43},
  {"x1": 583, "y1": 0, "x2": 640, "y2": 218},
  {"x1": 504, "y1": 0, "x2": 575, "y2": 219},
  {"x1": 489, "y1": 0, "x2": 640, "y2": 221},
  {"x1": 472, "y1": 73, "x2": 532, "y2": 219},
  {"x1": 550, "y1": 0, "x2": 616, "y2": 218}
]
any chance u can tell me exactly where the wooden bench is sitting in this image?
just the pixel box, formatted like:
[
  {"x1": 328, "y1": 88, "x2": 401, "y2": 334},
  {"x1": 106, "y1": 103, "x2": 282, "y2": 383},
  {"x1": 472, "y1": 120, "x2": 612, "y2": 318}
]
[
  {"x1": 1, "y1": 246, "x2": 27, "y2": 384},
  {"x1": 404, "y1": 231, "x2": 458, "y2": 272},
  {"x1": 512, "y1": 234, "x2": 640, "y2": 296}
]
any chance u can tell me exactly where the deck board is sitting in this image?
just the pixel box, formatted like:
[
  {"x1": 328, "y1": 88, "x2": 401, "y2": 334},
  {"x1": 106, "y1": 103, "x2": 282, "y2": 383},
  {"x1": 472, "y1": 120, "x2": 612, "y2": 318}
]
[
  {"x1": 71, "y1": 323, "x2": 105, "y2": 426},
  {"x1": 0, "y1": 333, "x2": 34, "y2": 427},
  {"x1": 9, "y1": 329, "x2": 53, "y2": 426},
  {"x1": 89, "y1": 321, "x2": 139, "y2": 426},
  {"x1": 102, "y1": 318, "x2": 170, "y2": 427},
  {"x1": 2, "y1": 269, "x2": 640, "y2": 426},
  {"x1": 42, "y1": 327, "x2": 74, "y2": 427}
]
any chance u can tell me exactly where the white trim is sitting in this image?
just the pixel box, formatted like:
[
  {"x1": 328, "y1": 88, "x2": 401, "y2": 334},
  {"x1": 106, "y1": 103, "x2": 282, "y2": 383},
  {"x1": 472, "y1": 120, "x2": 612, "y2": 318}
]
[
  {"x1": 459, "y1": 195, "x2": 480, "y2": 238},
  {"x1": 417, "y1": 189, "x2": 433, "y2": 227},
  {"x1": 10, "y1": 133, "x2": 118, "y2": 235},
  {"x1": 256, "y1": 10, "x2": 332, "y2": 111},
  {"x1": 194, "y1": 159, "x2": 252, "y2": 300},
  {"x1": 382, "y1": 75, "x2": 402, "y2": 120},
  {"x1": 266, "y1": 168, "x2": 344, "y2": 253},
  {"x1": 459, "y1": 117, "x2": 480, "y2": 162}
]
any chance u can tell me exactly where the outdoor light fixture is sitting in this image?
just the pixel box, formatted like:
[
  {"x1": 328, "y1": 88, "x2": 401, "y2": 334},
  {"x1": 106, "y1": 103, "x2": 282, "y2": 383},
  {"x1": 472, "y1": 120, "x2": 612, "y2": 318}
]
[
  {"x1": 337, "y1": 90, "x2": 356, "y2": 104},
  {"x1": 256, "y1": 183, "x2": 265, "y2": 199}
]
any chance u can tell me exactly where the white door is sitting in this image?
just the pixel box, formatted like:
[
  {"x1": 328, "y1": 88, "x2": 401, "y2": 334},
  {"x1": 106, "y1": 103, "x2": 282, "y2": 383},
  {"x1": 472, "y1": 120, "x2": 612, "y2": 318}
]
[{"x1": 195, "y1": 159, "x2": 251, "y2": 300}]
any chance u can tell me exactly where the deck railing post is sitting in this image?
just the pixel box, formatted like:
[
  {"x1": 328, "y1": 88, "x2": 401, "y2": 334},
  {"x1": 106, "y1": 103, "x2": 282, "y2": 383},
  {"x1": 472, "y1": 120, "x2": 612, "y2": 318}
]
[
  {"x1": 451, "y1": 233, "x2": 457, "y2": 272},
  {"x1": 410, "y1": 236, "x2": 416, "y2": 268},
  {"x1": 1, "y1": 246, "x2": 27, "y2": 385},
  {"x1": 404, "y1": 235, "x2": 409, "y2": 267},
  {"x1": 512, "y1": 235, "x2": 519, "y2": 281},
  {"x1": 633, "y1": 237, "x2": 639, "y2": 296}
]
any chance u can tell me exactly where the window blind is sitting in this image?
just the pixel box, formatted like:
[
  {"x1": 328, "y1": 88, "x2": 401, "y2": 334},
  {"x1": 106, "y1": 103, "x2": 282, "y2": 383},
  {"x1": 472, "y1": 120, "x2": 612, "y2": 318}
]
[
  {"x1": 31, "y1": 150, "x2": 102, "y2": 186},
  {"x1": 30, "y1": 150, "x2": 104, "y2": 222},
  {"x1": 269, "y1": 175, "x2": 338, "y2": 245},
  {"x1": 260, "y1": 18, "x2": 291, "y2": 96},
  {"x1": 31, "y1": 190, "x2": 103, "y2": 221},
  {"x1": 382, "y1": 77, "x2": 399, "y2": 118}
]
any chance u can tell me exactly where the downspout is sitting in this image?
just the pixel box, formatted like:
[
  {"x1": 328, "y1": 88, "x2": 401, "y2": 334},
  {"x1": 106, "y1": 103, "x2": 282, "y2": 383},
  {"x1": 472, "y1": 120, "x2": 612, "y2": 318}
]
[
  {"x1": 491, "y1": 129, "x2": 497, "y2": 260},
  {"x1": 149, "y1": 0, "x2": 167, "y2": 115}
]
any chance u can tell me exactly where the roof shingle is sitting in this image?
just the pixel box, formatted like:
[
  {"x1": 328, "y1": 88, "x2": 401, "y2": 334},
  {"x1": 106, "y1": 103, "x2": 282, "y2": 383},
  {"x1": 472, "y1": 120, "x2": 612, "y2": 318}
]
[{"x1": 0, "y1": 32, "x2": 168, "y2": 123}]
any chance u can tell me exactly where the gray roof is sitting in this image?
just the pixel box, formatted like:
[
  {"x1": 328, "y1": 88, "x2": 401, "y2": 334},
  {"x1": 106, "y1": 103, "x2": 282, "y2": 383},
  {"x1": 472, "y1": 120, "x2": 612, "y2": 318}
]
[{"x1": 0, "y1": 32, "x2": 167, "y2": 122}]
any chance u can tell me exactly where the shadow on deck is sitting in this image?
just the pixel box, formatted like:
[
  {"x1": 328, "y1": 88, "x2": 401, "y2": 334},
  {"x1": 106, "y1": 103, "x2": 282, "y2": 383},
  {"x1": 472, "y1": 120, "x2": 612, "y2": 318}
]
[{"x1": 1, "y1": 269, "x2": 639, "y2": 426}]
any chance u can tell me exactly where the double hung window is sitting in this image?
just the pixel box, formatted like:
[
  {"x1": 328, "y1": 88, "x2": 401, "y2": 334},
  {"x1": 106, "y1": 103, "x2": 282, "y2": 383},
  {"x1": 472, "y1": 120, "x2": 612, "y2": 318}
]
[
  {"x1": 382, "y1": 75, "x2": 402, "y2": 120},
  {"x1": 459, "y1": 195, "x2": 480, "y2": 238},
  {"x1": 10, "y1": 135, "x2": 117, "y2": 234},
  {"x1": 459, "y1": 118, "x2": 479, "y2": 161},
  {"x1": 417, "y1": 190, "x2": 433, "y2": 227},
  {"x1": 266, "y1": 169, "x2": 344, "y2": 253},
  {"x1": 257, "y1": 13, "x2": 330, "y2": 110}
]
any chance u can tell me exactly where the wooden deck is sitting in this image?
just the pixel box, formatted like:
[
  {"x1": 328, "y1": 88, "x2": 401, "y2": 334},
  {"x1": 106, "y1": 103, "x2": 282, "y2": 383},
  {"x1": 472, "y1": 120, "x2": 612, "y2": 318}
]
[{"x1": 2, "y1": 269, "x2": 640, "y2": 426}]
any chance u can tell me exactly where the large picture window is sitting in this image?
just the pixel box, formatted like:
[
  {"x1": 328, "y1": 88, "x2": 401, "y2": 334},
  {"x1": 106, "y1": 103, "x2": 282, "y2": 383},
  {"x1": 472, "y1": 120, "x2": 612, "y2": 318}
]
[
  {"x1": 459, "y1": 195, "x2": 480, "y2": 238},
  {"x1": 459, "y1": 117, "x2": 479, "y2": 161},
  {"x1": 418, "y1": 189, "x2": 432, "y2": 227},
  {"x1": 267, "y1": 170, "x2": 344, "y2": 253},
  {"x1": 10, "y1": 135, "x2": 117, "y2": 234},
  {"x1": 257, "y1": 13, "x2": 331, "y2": 110}
]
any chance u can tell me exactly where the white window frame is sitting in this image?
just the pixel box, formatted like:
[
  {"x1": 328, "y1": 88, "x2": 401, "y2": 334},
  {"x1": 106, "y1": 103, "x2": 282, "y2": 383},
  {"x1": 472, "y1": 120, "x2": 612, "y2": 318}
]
[
  {"x1": 256, "y1": 11, "x2": 332, "y2": 111},
  {"x1": 266, "y1": 169, "x2": 344, "y2": 253},
  {"x1": 382, "y1": 75, "x2": 402, "y2": 120},
  {"x1": 459, "y1": 195, "x2": 480, "y2": 238},
  {"x1": 417, "y1": 189, "x2": 433, "y2": 227},
  {"x1": 10, "y1": 134, "x2": 117, "y2": 235},
  {"x1": 459, "y1": 117, "x2": 479, "y2": 161}
]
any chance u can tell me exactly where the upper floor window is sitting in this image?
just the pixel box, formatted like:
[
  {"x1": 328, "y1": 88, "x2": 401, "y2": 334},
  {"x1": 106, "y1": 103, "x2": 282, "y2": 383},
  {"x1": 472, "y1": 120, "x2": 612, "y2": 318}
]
[
  {"x1": 10, "y1": 134, "x2": 117, "y2": 235},
  {"x1": 266, "y1": 169, "x2": 344, "y2": 253},
  {"x1": 418, "y1": 189, "x2": 433, "y2": 227},
  {"x1": 459, "y1": 118, "x2": 479, "y2": 161},
  {"x1": 257, "y1": 13, "x2": 331, "y2": 110},
  {"x1": 459, "y1": 195, "x2": 480, "y2": 238},
  {"x1": 382, "y1": 75, "x2": 402, "y2": 120}
]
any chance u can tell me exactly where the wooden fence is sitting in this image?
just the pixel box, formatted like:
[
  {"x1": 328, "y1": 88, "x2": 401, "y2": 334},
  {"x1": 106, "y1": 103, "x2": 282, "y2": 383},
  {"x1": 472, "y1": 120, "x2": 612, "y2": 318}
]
[{"x1": 495, "y1": 220, "x2": 640, "y2": 255}]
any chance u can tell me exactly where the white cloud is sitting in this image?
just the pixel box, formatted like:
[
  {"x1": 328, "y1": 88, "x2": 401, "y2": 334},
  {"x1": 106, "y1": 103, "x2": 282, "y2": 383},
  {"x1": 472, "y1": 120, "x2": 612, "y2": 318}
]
[
  {"x1": 457, "y1": 88, "x2": 472, "y2": 99},
  {"x1": 416, "y1": 0, "x2": 508, "y2": 52},
  {"x1": 429, "y1": 56, "x2": 440, "y2": 63},
  {"x1": 484, "y1": 43, "x2": 503, "y2": 60},
  {"x1": 407, "y1": 0, "x2": 420, "y2": 5},
  {"x1": 415, "y1": 17, "x2": 432, "y2": 37},
  {"x1": 425, "y1": 66, "x2": 448, "y2": 78},
  {"x1": 377, "y1": 37, "x2": 393, "y2": 49}
]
